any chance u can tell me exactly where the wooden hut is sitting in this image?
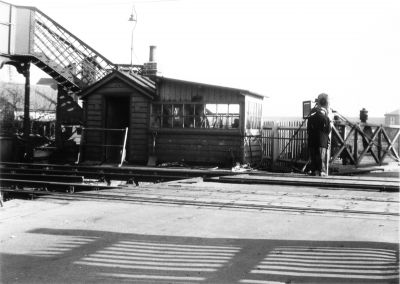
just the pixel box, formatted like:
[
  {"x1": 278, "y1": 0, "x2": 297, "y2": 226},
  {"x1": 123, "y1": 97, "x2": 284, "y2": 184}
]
[
  {"x1": 79, "y1": 70, "x2": 266, "y2": 166},
  {"x1": 79, "y1": 70, "x2": 156, "y2": 164},
  {"x1": 151, "y1": 77, "x2": 266, "y2": 166}
]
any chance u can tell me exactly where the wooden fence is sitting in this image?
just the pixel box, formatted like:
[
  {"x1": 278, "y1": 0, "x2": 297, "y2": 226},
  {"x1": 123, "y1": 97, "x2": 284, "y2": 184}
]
[{"x1": 253, "y1": 120, "x2": 400, "y2": 172}]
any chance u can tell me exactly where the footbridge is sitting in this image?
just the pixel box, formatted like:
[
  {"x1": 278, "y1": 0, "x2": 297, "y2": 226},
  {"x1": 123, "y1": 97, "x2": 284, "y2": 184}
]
[
  {"x1": 0, "y1": 0, "x2": 115, "y2": 92},
  {"x1": 0, "y1": 0, "x2": 122, "y2": 147}
]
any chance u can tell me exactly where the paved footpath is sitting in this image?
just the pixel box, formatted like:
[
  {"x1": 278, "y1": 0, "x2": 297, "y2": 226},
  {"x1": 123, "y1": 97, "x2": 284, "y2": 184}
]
[{"x1": 0, "y1": 178, "x2": 399, "y2": 284}]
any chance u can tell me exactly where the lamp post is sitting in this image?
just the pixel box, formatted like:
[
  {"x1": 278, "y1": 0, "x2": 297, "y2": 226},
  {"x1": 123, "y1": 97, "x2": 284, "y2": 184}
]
[{"x1": 128, "y1": 6, "x2": 137, "y2": 66}]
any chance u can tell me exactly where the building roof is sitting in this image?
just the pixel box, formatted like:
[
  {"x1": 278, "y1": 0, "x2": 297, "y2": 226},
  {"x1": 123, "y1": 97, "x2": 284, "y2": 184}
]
[
  {"x1": 156, "y1": 76, "x2": 268, "y2": 99},
  {"x1": 78, "y1": 70, "x2": 156, "y2": 99},
  {"x1": 385, "y1": 109, "x2": 400, "y2": 116},
  {"x1": 79, "y1": 70, "x2": 267, "y2": 100}
]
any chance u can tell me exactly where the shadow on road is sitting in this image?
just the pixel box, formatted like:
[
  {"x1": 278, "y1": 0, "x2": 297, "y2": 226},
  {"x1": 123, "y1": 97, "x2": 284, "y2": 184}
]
[{"x1": 2, "y1": 228, "x2": 399, "y2": 283}]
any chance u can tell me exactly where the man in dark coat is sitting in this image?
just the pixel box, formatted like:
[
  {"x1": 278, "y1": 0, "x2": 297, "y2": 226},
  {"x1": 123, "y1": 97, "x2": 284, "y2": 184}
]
[{"x1": 307, "y1": 100, "x2": 331, "y2": 176}]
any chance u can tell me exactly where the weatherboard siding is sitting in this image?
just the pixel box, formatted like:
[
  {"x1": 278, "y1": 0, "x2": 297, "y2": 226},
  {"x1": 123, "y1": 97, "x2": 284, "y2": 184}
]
[
  {"x1": 151, "y1": 79, "x2": 259, "y2": 166},
  {"x1": 83, "y1": 93, "x2": 103, "y2": 161},
  {"x1": 83, "y1": 78, "x2": 151, "y2": 163},
  {"x1": 154, "y1": 130, "x2": 243, "y2": 165},
  {"x1": 158, "y1": 80, "x2": 244, "y2": 103}
]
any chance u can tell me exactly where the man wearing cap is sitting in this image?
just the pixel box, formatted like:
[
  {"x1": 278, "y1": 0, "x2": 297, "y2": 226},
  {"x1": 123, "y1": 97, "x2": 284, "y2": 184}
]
[{"x1": 307, "y1": 93, "x2": 332, "y2": 176}]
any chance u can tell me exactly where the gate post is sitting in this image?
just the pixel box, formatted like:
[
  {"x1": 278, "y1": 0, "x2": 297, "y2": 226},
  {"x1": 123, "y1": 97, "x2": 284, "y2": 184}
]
[
  {"x1": 378, "y1": 127, "x2": 382, "y2": 165},
  {"x1": 353, "y1": 129, "x2": 358, "y2": 166}
]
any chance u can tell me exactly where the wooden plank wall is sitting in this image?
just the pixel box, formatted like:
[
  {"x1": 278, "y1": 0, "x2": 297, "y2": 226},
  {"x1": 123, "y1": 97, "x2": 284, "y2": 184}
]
[
  {"x1": 83, "y1": 93, "x2": 103, "y2": 161},
  {"x1": 154, "y1": 131, "x2": 242, "y2": 166},
  {"x1": 129, "y1": 94, "x2": 149, "y2": 163},
  {"x1": 82, "y1": 78, "x2": 151, "y2": 163},
  {"x1": 158, "y1": 80, "x2": 243, "y2": 103},
  {"x1": 153, "y1": 79, "x2": 246, "y2": 166}
]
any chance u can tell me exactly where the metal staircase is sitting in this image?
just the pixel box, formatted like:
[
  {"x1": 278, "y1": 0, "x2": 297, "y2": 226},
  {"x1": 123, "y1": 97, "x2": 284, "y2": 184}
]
[{"x1": 1, "y1": 2, "x2": 116, "y2": 93}]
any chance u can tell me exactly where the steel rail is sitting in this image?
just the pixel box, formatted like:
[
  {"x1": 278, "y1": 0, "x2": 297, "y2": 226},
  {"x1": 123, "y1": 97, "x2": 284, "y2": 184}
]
[
  {"x1": 1, "y1": 188, "x2": 398, "y2": 218},
  {"x1": 0, "y1": 167, "x2": 210, "y2": 183},
  {"x1": 0, "y1": 162, "x2": 233, "y2": 177}
]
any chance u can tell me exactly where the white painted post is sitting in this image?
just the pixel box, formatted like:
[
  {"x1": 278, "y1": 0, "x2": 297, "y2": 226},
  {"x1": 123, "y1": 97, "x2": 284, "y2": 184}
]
[{"x1": 119, "y1": 127, "x2": 128, "y2": 167}]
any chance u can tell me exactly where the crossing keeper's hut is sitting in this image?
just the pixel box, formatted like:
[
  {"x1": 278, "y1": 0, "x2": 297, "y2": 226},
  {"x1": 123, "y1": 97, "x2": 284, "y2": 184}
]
[{"x1": 78, "y1": 70, "x2": 266, "y2": 166}]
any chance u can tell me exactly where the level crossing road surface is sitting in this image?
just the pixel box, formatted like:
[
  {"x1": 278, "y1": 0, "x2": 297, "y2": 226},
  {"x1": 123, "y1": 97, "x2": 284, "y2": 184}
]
[{"x1": 0, "y1": 178, "x2": 399, "y2": 283}]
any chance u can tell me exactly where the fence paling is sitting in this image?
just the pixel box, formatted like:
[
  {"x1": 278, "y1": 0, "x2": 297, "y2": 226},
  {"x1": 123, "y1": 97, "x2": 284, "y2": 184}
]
[{"x1": 260, "y1": 121, "x2": 400, "y2": 170}]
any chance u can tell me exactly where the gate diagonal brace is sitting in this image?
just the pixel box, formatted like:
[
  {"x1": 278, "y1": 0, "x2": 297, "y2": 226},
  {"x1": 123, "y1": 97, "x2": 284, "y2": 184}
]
[
  {"x1": 330, "y1": 125, "x2": 356, "y2": 165},
  {"x1": 356, "y1": 126, "x2": 381, "y2": 165},
  {"x1": 380, "y1": 127, "x2": 400, "y2": 162}
]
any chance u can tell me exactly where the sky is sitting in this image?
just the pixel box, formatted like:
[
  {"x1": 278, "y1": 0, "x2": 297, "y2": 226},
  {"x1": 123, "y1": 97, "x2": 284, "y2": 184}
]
[{"x1": 3, "y1": 0, "x2": 400, "y2": 117}]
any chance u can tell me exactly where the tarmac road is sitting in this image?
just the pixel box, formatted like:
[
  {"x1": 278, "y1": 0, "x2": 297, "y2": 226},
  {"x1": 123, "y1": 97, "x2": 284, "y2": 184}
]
[{"x1": 0, "y1": 179, "x2": 398, "y2": 284}]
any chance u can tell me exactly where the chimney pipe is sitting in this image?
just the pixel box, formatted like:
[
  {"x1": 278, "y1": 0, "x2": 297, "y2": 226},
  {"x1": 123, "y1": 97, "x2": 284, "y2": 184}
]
[
  {"x1": 144, "y1": 45, "x2": 157, "y2": 77},
  {"x1": 149, "y1": 45, "x2": 156, "y2": 62}
]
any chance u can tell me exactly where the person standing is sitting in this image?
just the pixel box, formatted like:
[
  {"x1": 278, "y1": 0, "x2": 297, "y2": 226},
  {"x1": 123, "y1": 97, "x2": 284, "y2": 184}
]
[{"x1": 307, "y1": 94, "x2": 332, "y2": 176}]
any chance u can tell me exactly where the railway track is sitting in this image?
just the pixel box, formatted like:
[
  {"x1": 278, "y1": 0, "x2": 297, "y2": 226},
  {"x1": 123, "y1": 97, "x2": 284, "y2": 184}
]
[
  {"x1": 1, "y1": 189, "x2": 397, "y2": 219},
  {"x1": 0, "y1": 161, "x2": 232, "y2": 203},
  {"x1": 1, "y1": 180, "x2": 398, "y2": 219},
  {"x1": 1, "y1": 162, "x2": 398, "y2": 219},
  {"x1": 1, "y1": 162, "x2": 398, "y2": 191},
  {"x1": 0, "y1": 162, "x2": 233, "y2": 188},
  {"x1": 0, "y1": 162, "x2": 232, "y2": 179}
]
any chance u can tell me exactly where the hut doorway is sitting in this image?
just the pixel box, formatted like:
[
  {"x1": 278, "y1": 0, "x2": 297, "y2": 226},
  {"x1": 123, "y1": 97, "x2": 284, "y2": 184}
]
[{"x1": 104, "y1": 96, "x2": 130, "y2": 162}]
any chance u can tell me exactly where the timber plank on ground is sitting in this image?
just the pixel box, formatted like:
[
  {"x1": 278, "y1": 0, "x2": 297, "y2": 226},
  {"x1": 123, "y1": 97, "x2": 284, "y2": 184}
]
[
  {"x1": 248, "y1": 172, "x2": 400, "y2": 183},
  {"x1": 205, "y1": 174, "x2": 399, "y2": 191}
]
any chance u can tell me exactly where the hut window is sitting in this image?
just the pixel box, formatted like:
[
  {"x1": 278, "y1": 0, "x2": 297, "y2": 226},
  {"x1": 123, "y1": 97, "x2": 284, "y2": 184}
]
[
  {"x1": 172, "y1": 104, "x2": 184, "y2": 127},
  {"x1": 246, "y1": 101, "x2": 262, "y2": 129},
  {"x1": 161, "y1": 104, "x2": 172, "y2": 127},
  {"x1": 184, "y1": 104, "x2": 195, "y2": 128},
  {"x1": 151, "y1": 103, "x2": 240, "y2": 129},
  {"x1": 204, "y1": 104, "x2": 240, "y2": 129}
]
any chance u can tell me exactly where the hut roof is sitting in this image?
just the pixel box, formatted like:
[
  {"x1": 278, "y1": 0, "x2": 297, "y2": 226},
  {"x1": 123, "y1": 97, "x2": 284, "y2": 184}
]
[
  {"x1": 156, "y1": 76, "x2": 268, "y2": 99},
  {"x1": 79, "y1": 70, "x2": 156, "y2": 99}
]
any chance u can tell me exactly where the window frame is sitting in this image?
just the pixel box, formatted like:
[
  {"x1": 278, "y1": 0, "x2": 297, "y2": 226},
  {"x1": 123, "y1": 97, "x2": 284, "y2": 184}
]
[{"x1": 150, "y1": 102, "x2": 242, "y2": 131}]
